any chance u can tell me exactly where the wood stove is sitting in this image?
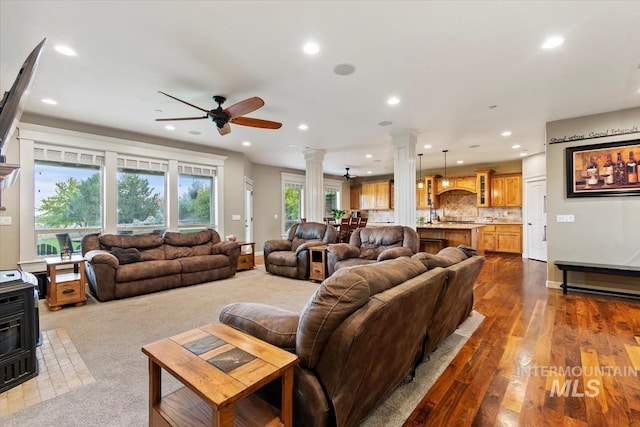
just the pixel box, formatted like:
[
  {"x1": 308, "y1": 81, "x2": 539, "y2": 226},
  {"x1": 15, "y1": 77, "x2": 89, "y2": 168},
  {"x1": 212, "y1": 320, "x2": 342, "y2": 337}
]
[{"x1": 0, "y1": 269, "x2": 39, "y2": 393}]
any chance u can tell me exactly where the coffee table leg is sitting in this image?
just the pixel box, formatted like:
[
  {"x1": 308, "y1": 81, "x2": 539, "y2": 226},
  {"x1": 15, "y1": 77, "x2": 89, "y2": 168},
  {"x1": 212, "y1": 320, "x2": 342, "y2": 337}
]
[
  {"x1": 281, "y1": 368, "x2": 294, "y2": 427},
  {"x1": 149, "y1": 359, "x2": 161, "y2": 426}
]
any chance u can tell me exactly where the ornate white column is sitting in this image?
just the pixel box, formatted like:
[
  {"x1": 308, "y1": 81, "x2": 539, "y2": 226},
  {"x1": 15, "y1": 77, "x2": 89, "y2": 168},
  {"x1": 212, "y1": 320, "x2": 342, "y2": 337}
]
[
  {"x1": 304, "y1": 149, "x2": 326, "y2": 223},
  {"x1": 391, "y1": 129, "x2": 419, "y2": 226}
]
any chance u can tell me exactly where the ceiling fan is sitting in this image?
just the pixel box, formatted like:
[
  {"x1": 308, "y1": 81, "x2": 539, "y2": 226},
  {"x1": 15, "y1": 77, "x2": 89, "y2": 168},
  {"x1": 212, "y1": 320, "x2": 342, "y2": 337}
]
[
  {"x1": 343, "y1": 167, "x2": 357, "y2": 180},
  {"x1": 155, "y1": 91, "x2": 282, "y2": 135}
]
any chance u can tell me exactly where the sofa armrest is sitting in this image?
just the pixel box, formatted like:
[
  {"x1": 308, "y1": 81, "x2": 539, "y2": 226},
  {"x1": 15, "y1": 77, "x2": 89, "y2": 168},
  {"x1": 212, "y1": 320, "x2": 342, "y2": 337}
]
[
  {"x1": 326, "y1": 243, "x2": 360, "y2": 261},
  {"x1": 219, "y1": 302, "x2": 299, "y2": 350},
  {"x1": 84, "y1": 249, "x2": 119, "y2": 269},
  {"x1": 377, "y1": 246, "x2": 414, "y2": 261},
  {"x1": 264, "y1": 239, "x2": 292, "y2": 253},
  {"x1": 211, "y1": 241, "x2": 240, "y2": 257},
  {"x1": 295, "y1": 240, "x2": 325, "y2": 254}
]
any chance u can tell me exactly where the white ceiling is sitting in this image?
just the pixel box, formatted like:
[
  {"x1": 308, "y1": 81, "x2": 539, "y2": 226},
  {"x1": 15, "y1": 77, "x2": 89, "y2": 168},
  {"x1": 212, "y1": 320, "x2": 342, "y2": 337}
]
[{"x1": 2, "y1": 1, "x2": 640, "y2": 177}]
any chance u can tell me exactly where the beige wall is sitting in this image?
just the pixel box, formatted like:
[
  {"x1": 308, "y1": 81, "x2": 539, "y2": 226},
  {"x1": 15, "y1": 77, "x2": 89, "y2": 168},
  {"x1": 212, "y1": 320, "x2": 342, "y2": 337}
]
[{"x1": 546, "y1": 106, "x2": 640, "y2": 294}]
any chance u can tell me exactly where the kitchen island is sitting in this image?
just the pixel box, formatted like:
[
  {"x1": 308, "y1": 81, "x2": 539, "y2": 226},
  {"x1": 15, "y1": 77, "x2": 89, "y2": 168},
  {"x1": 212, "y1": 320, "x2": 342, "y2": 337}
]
[{"x1": 416, "y1": 223, "x2": 486, "y2": 255}]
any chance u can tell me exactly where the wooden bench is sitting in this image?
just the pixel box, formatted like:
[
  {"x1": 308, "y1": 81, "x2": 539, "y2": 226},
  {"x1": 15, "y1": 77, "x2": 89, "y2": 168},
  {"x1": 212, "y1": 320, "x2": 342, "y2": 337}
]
[{"x1": 554, "y1": 260, "x2": 640, "y2": 299}]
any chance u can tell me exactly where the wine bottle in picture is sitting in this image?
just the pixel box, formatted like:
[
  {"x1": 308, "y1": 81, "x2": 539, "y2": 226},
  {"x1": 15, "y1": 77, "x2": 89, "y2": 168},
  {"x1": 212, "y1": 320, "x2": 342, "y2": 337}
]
[
  {"x1": 586, "y1": 156, "x2": 599, "y2": 187},
  {"x1": 627, "y1": 151, "x2": 638, "y2": 184},
  {"x1": 601, "y1": 153, "x2": 614, "y2": 186},
  {"x1": 614, "y1": 152, "x2": 626, "y2": 185}
]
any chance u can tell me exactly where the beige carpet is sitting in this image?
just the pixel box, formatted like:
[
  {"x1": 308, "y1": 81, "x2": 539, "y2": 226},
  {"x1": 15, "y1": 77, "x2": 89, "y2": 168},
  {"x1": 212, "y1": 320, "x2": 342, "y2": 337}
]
[{"x1": 0, "y1": 266, "x2": 482, "y2": 426}]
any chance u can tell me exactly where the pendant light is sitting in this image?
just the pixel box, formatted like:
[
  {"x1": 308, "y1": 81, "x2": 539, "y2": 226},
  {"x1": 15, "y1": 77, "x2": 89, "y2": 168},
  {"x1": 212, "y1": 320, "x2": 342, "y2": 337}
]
[
  {"x1": 442, "y1": 150, "x2": 450, "y2": 188},
  {"x1": 417, "y1": 153, "x2": 424, "y2": 189}
]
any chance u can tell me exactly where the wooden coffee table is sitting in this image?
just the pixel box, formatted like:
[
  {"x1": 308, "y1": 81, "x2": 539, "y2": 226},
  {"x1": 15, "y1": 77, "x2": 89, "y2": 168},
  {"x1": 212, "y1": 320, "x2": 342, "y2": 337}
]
[{"x1": 142, "y1": 323, "x2": 298, "y2": 427}]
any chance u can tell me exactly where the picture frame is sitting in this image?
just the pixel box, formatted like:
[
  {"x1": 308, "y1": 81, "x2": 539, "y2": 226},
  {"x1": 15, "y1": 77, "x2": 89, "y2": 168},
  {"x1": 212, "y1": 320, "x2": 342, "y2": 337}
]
[{"x1": 566, "y1": 138, "x2": 640, "y2": 198}]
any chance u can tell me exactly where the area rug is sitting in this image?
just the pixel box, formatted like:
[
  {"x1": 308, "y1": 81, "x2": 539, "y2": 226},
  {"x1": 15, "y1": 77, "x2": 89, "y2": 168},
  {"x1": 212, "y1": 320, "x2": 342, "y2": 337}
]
[{"x1": 0, "y1": 266, "x2": 483, "y2": 426}]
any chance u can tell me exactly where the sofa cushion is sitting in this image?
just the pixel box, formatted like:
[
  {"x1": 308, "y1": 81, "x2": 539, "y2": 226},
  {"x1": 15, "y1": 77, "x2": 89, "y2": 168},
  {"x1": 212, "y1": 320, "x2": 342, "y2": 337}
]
[
  {"x1": 165, "y1": 243, "x2": 212, "y2": 260},
  {"x1": 412, "y1": 246, "x2": 469, "y2": 269},
  {"x1": 99, "y1": 233, "x2": 164, "y2": 250},
  {"x1": 115, "y1": 259, "x2": 182, "y2": 283},
  {"x1": 354, "y1": 226, "x2": 405, "y2": 260},
  {"x1": 164, "y1": 229, "x2": 212, "y2": 246},
  {"x1": 110, "y1": 247, "x2": 141, "y2": 265},
  {"x1": 176, "y1": 254, "x2": 230, "y2": 273},
  {"x1": 345, "y1": 257, "x2": 428, "y2": 296},
  {"x1": 267, "y1": 251, "x2": 299, "y2": 267}
]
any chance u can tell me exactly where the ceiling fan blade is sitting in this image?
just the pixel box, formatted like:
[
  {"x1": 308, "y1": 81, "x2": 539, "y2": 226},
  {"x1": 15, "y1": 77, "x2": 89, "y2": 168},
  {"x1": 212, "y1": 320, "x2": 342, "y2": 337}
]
[
  {"x1": 224, "y1": 97, "x2": 264, "y2": 119},
  {"x1": 231, "y1": 116, "x2": 282, "y2": 129},
  {"x1": 158, "y1": 91, "x2": 210, "y2": 114},
  {"x1": 218, "y1": 122, "x2": 231, "y2": 135},
  {"x1": 155, "y1": 116, "x2": 208, "y2": 121}
]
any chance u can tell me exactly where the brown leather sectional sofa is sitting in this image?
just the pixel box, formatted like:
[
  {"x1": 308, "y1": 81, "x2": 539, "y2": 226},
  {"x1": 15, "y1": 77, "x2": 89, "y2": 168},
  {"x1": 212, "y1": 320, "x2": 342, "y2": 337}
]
[
  {"x1": 82, "y1": 229, "x2": 240, "y2": 301},
  {"x1": 220, "y1": 247, "x2": 485, "y2": 427}
]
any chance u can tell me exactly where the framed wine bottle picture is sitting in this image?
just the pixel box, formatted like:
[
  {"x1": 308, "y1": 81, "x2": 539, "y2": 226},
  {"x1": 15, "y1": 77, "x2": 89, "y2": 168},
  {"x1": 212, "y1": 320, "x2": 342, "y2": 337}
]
[{"x1": 566, "y1": 139, "x2": 640, "y2": 198}]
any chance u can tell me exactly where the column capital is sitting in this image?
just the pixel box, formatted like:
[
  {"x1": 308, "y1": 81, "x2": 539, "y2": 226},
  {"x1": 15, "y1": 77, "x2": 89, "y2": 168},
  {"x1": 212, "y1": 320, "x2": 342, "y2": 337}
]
[
  {"x1": 391, "y1": 129, "x2": 420, "y2": 146},
  {"x1": 303, "y1": 149, "x2": 326, "y2": 162}
]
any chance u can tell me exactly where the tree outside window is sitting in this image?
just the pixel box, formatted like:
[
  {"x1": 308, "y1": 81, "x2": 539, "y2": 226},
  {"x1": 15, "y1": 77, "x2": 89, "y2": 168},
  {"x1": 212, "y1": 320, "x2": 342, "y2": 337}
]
[
  {"x1": 178, "y1": 174, "x2": 212, "y2": 229},
  {"x1": 117, "y1": 170, "x2": 165, "y2": 231}
]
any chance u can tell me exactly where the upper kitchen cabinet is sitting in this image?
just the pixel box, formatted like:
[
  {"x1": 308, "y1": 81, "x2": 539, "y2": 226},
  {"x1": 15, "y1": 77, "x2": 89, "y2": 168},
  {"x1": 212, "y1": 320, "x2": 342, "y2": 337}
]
[
  {"x1": 424, "y1": 175, "x2": 440, "y2": 208},
  {"x1": 490, "y1": 173, "x2": 522, "y2": 207},
  {"x1": 475, "y1": 169, "x2": 492, "y2": 207},
  {"x1": 360, "y1": 180, "x2": 392, "y2": 210},
  {"x1": 350, "y1": 185, "x2": 361, "y2": 209}
]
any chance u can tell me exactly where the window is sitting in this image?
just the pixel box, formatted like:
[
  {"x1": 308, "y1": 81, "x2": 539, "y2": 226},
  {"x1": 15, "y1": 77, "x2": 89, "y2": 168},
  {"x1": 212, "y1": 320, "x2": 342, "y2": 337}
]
[
  {"x1": 282, "y1": 173, "x2": 305, "y2": 234},
  {"x1": 34, "y1": 161, "x2": 102, "y2": 255},
  {"x1": 178, "y1": 174, "x2": 213, "y2": 231},
  {"x1": 324, "y1": 183, "x2": 341, "y2": 218},
  {"x1": 116, "y1": 169, "x2": 165, "y2": 234}
]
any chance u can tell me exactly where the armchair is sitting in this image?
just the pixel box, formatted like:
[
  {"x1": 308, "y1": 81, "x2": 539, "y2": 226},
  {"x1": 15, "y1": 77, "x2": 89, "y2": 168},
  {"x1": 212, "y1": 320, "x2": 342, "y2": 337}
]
[
  {"x1": 327, "y1": 225, "x2": 420, "y2": 275},
  {"x1": 264, "y1": 222, "x2": 337, "y2": 279}
]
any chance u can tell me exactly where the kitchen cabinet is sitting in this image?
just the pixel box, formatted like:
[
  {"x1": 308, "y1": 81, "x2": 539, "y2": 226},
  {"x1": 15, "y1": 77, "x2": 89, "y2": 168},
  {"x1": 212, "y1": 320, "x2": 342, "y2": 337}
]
[
  {"x1": 482, "y1": 224, "x2": 522, "y2": 253},
  {"x1": 416, "y1": 224, "x2": 484, "y2": 255},
  {"x1": 490, "y1": 174, "x2": 522, "y2": 207},
  {"x1": 360, "y1": 180, "x2": 391, "y2": 210},
  {"x1": 476, "y1": 169, "x2": 492, "y2": 207},
  {"x1": 350, "y1": 185, "x2": 361, "y2": 209},
  {"x1": 424, "y1": 175, "x2": 439, "y2": 208},
  {"x1": 436, "y1": 175, "x2": 476, "y2": 194}
]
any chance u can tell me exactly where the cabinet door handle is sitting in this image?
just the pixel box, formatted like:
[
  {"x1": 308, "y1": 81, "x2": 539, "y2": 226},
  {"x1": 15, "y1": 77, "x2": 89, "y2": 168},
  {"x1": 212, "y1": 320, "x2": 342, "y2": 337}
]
[
  {"x1": 62, "y1": 288, "x2": 75, "y2": 294},
  {"x1": 543, "y1": 225, "x2": 547, "y2": 242}
]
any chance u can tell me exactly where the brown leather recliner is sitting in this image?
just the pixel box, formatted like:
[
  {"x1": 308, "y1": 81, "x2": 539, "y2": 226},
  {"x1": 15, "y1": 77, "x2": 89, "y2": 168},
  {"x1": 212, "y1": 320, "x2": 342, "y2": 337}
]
[
  {"x1": 264, "y1": 222, "x2": 337, "y2": 279},
  {"x1": 326, "y1": 225, "x2": 420, "y2": 275}
]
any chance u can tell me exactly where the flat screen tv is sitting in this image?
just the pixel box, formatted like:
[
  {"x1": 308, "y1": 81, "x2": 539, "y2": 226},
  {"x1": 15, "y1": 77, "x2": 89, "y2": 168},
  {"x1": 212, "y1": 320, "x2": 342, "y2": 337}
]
[{"x1": 0, "y1": 38, "x2": 46, "y2": 159}]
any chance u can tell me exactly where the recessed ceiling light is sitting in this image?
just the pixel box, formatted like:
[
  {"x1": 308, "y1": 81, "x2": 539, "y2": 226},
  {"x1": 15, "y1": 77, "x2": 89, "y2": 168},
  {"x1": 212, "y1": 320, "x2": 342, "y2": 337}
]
[
  {"x1": 387, "y1": 97, "x2": 400, "y2": 106},
  {"x1": 242, "y1": 141, "x2": 251, "y2": 146},
  {"x1": 501, "y1": 131, "x2": 512, "y2": 137},
  {"x1": 512, "y1": 144, "x2": 521, "y2": 149},
  {"x1": 542, "y1": 35, "x2": 564, "y2": 50},
  {"x1": 489, "y1": 105, "x2": 498, "y2": 109},
  {"x1": 303, "y1": 42, "x2": 320, "y2": 55},
  {"x1": 298, "y1": 123, "x2": 308, "y2": 131},
  {"x1": 424, "y1": 144, "x2": 432, "y2": 149},
  {"x1": 41, "y1": 98, "x2": 57, "y2": 105},
  {"x1": 378, "y1": 121, "x2": 393, "y2": 126},
  {"x1": 188, "y1": 130, "x2": 201, "y2": 135},
  {"x1": 334, "y1": 64, "x2": 356, "y2": 76},
  {"x1": 54, "y1": 45, "x2": 77, "y2": 56},
  {"x1": 367, "y1": 171, "x2": 372, "y2": 174},
  {"x1": 469, "y1": 144, "x2": 480, "y2": 148},
  {"x1": 164, "y1": 125, "x2": 175, "y2": 130},
  {"x1": 288, "y1": 144, "x2": 297, "y2": 148},
  {"x1": 457, "y1": 160, "x2": 464, "y2": 164},
  {"x1": 365, "y1": 154, "x2": 373, "y2": 158},
  {"x1": 520, "y1": 152, "x2": 528, "y2": 157}
]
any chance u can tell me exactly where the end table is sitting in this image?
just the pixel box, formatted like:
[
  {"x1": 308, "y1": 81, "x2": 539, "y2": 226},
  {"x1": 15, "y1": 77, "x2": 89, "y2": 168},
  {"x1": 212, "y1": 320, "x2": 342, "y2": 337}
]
[
  {"x1": 309, "y1": 245, "x2": 328, "y2": 282},
  {"x1": 237, "y1": 242, "x2": 255, "y2": 271},
  {"x1": 44, "y1": 254, "x2": 87, "y2": 311}
]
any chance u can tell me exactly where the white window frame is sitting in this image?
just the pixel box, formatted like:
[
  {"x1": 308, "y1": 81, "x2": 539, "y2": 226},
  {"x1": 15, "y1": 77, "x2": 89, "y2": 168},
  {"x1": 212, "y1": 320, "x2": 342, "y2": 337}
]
[
  {"x1": 281, "y1": 172, "x2": 305, "y2": 234},
  {"x1": 18, "y1": 124, "x2": 226, "y2": 272}
]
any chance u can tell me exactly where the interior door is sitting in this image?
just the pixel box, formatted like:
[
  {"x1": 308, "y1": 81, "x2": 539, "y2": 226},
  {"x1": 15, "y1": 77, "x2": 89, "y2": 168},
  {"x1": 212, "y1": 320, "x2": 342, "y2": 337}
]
[
  {"x1": 244, "y1": 178, "x2": 254, "y2": 243},
  {"x1": 525, "y1": 179, "x2": 547, "y2": 261}
]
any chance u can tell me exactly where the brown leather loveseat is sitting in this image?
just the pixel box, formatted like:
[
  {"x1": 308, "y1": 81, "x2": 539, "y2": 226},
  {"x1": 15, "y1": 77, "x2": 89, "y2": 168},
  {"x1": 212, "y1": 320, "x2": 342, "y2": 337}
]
[
  {"x1": 82, "y1": 229, "x2": 240, "y2": 301},
  {"x1": 220, "y1": 247, "x2": 485, "y2": 427},
  {"x1": 264, "y1": 222, "x2": 337, "y2": 279},
  {"x1": 326, "y1": 225, "x2": 420, "y2": 275}
]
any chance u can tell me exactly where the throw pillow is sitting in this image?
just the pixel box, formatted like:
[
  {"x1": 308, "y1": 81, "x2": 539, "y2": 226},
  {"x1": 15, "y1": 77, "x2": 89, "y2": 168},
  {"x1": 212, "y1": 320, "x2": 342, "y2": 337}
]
[{"x1": 111, "y1": 247, "x2": 142, "y2": 265}]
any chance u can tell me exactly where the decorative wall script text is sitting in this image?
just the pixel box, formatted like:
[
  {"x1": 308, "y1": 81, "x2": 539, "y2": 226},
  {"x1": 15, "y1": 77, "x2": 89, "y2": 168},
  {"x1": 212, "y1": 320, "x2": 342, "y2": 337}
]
[{"x1": 549, "y1": 125, "x2": 640, "y2": 144}]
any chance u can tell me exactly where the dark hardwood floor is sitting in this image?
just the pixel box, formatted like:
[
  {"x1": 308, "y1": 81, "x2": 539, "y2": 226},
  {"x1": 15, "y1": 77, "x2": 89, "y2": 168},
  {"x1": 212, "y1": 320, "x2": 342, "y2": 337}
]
[
  {"x1": 405, "y1": 253, "x2": 640, "y2": 427},
  {"x1": 257, "y1": 253, "x2": 640, "y2": 426}
]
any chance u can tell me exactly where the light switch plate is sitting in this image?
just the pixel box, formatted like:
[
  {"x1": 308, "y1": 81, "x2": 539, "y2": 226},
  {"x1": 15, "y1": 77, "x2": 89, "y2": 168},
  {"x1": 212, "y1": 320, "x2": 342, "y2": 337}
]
[
  {"x1": 232, "y1": 214, "x2": 241, "y2": 221},
  {"x1": 556, "y1": 215, "x2": 575, "y2": 223},
  {"x1": 0, "y1": 216, "x2": 11, "y2": 225}
]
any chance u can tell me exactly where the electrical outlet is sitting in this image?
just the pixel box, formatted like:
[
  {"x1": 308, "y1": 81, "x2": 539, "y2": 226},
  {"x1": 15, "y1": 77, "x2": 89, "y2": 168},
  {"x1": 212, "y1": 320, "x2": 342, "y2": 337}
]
[
  {"x1": 0, "y1": 216, "x2": 11, "y2": 226},
  {"x1": 556, "y1": 215, "x2": 575, "y2": 223}
]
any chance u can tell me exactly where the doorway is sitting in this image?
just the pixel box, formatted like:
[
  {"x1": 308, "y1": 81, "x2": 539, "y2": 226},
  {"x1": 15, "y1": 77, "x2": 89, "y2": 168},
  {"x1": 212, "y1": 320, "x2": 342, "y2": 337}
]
[
  {"x1": 244, "y1": 178, "x2": 254, "y2": 243},
  {"x1": 525, "y1": 178, "x2": 547, "y2": 261}
]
